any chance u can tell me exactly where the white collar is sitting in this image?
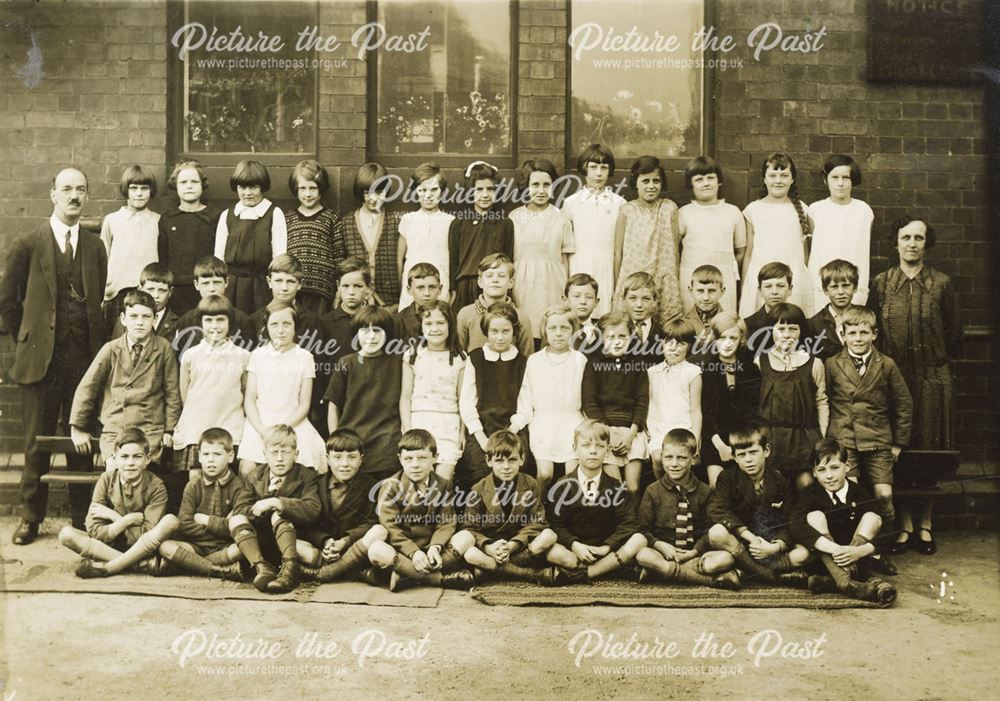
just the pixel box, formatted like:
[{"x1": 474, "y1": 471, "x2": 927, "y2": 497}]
[
  {"x1": 848, "y1": 349, "x2": 873, "y2": 363},
  {"x1": 49, "y1": 214, "x2": 79, "y2": 241},
  {"x1": 579, "y1": 187, "x2": 612, "y2": 203},
  {"x1": 482, "y1": 347, "x2": 518, "y2": 361},
  {"x1": 234, "y1": 198, "x2": 272, "y2": 218},
  {"x1": 830, "y1": 483, "x2": 850, "y2": 504},
  {"x1": 154, "y1": 307, "x2": 166, "y2": 328},
  {"x1": 576, "y1": 469, "x2": 601, "y2": 488},
  {"x1": 118, "y1": 205, "x2": 155, "y2": 220}
]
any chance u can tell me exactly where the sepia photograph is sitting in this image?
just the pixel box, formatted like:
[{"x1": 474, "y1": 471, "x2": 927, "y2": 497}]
[{"x1": 0, "y1": 0, "x2": 997, "y2": 698}]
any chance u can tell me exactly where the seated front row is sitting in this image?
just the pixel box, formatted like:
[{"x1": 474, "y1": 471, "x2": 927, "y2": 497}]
[{"x1": 58, "y1": 421, "x2": 896, "y2": 605}]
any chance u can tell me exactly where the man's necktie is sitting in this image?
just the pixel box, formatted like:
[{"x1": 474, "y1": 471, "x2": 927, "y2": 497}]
[
  {"x1": 675, "y1": 486, "x2": 694, "y2": 549},
  {"x1": 206, "y1": 480, "x2": 223, "y2": 516},
  {"x1": 850, "y1": 355, "x2": 866, "y2": 376},
  {"x1": 63, "y1": 231, "x2": 73, "y2": 265},
  {"x1": 131, "y1": 343, "x2": 142, "y2": 369}
]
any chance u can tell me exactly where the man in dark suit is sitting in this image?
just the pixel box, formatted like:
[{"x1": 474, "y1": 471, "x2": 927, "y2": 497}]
[{"x1": 0, "y1": 168, "x2": 108, "y2": 544}]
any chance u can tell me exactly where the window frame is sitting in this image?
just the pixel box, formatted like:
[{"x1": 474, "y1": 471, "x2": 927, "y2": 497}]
[
  {"x1": 166, "y1": 0, "x2": 321, "y2": 169},
  {"x1": 563, "y1": 0, "x2": 717, "y2": 175},
  {"x1": 365, "y1": 0, "x2": 519, "y2": 170}
]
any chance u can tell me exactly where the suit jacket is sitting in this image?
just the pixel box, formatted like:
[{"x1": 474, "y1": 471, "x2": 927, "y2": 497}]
[
  {"x1": 377, "y1": 471, "x2": 457, "y2": 556},
  {"x1": 806, "y1": 306, "x2": 843, "y2": 360},
  {"x1": 825, "y1": 348, "x2": 913, "y2": 451},
  {"x1": 176, "y1": 473, "x2": 250, "y2": 551},
  {"x1": 546, "y1": 469, "x2": 638, "y2": 549},
  {"x1": 69, "y1": 333, "x2": 182, "y2": 451},
  {"x1": 791, "y1": 480, "x2": 877, "y2": 548},
  {"x1": 302, "y1": 473, "x2": 378, "y2": 548},
  {"x1": 0, "y1": 222, "x2": 107, "y2": 383},
  {"x1": 85, "y1": 469, "x2": 167, "y2": 546},
  {"x1": 234, "y1": 462, "x2": 322, "y2": 527},
  {"x1": 743, "y1": 306, "x2": 773, "y2": 356},
  {"x1": 638, "y1": 475, "x2": 712, "y2": 547},
  {"x1": 462, "y1": 473, "x2": 547, "y2": 549},
  {"x1": 707, "y1": 467, "x2": 794, "y2": 541}
]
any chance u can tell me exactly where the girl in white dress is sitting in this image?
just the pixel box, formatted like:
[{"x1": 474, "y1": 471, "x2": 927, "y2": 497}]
[
  {"x1": 807, "y1": 154, "x2": 874, "y2": 311},
  {"x1": 397, "y1": 162, "x2": 454, "y2": 310},
  {"x1": 562, "y1": 144, "x2": 626, "y2": 318},
  {"x1": 238, "y1": 301, "x2": 327, "y2": 476},
  {"x1": 739, "y1": 152, "x2": 814, "y2": 318},
  {"x1": 400, "y1": 301, "x2": 466, "y2": 483},
  {"x1": 646, "y1": 319, "x2": 703, "y2": 478},
  {"x1": 511, "y1": 159, "x2": 574, "y2": 340},
  {"x1": 678, "y1": 156, "x2": 746, "y2": 313},
  {"x1": 510, "y1": 304, "x2": 587, "y2": 496}
]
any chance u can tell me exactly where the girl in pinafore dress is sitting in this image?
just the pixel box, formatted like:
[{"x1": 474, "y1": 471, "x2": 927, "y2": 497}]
[
  {"x1": 214, "y1": 159, "x2": 287, "y2": 315},
  {"x1": 563, "y1": 144, "x2": 625, "y2": 318},
  {"x1": 398, "y1": 162, "x2": 454, "y2": 310},
  {"x1": 755, "y1": 303, "x2": 828, "y2": 489},
  {"x1": 612, "y1": 155, "x2": 683, "y2": 326},
  {"x1": 677, "y1": 156, "x2": 746, "y2": 314},
  {"x1": 509, "y1": 304, "x2": 587, "y2": 496},
  {"x1": 400, "y1": 301, "x2": 466, "y2": 483},
  {"x1": 510, "y1": 159, "x2": 574, "y2": 342},
  {"x1": 238, "y1": 301, "x2": 327, "y2": 476},
  {"x1": 739, "y1": 152, "x2": 814, "y2": 318}
]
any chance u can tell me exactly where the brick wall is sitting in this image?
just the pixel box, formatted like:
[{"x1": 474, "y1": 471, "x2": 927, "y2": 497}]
[{"x1": 517, "y1": 0, "x2": 567, "y2": 163}]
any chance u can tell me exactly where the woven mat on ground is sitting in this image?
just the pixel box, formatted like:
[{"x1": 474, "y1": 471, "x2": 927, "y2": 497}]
[
  {"x1": 0, "y1": 562, "x2": 441, "y2": 607},
  {"x1": 471, "y1": 579, "x2": 882, "y2": 609}
]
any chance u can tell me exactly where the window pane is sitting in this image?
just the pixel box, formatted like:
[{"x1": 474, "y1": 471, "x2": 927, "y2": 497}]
[
  {"x1": 183, "y1": 1, "x2": 316, "y2": 154},
  {"x1": 377, "y1": 0, "x2": 512, "y2": 155},
  {"x1": 570, "y1": 0, "x2": 704, "y2": 159}
]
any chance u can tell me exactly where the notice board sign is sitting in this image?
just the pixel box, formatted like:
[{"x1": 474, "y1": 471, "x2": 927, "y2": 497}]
[{"x1": 867, "y1": 0, "x2": 983, "y2": 84}]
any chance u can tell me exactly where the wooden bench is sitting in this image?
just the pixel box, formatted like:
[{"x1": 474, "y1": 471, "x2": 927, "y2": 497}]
[
  {"x1": 37, "y1": 435, "x2": 104, "y2": 485},
  {"x1": 894, "y1": 450, "x2": 961, "y2": 499}
]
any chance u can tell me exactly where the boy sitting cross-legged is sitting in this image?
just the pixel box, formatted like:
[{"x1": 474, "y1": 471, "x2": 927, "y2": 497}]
[
  {"x1": 452, "y1": 429, "x2": 576, "y2": 585},
  {"x1": 791, "y1": 438, "x2": 897, "y2": 606},
  {"x1": 228, "y1": 424, "x2": 321, "y2": 594},
  {"x1": 299, "y1": 429, "x2": 391, "y2": 585},
  {"x1": 59, "y1": 428, "x2": 179, "y2": 578},
  {"x1": 635, "y1": 429, "x2": 741, "y2": 590},
  {"x1": 706, "y1": 423, "x2": 811, "y2": 588},
  {"x1": 545, "y1": 420, "x2": 647, "y2": 584},
  {"x1": 377, "y1": 429, "x2": 475, "y2": 592},
  {"x1": 157, "y1": 427, "x2": 246, "y2": 581}
]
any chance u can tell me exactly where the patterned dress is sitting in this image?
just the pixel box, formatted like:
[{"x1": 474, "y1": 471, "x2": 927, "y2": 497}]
[
  {"x1": 510, "y1": 204, "x2": 575, "y2": 339},
  {"x1": 869, "y1": 265, "x2": 961, "y2": 450},
  {"x1": 613, "y1": 198, "x2": 683, "y2": 326},
  {"x1": 404, "y1": 346, "x2": 465, "y2": 465}
]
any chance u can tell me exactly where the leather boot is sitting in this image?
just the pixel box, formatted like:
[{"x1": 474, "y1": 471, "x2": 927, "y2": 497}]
[{"x1": 267, "y1": 559, "x2": 300, "y2": 593}]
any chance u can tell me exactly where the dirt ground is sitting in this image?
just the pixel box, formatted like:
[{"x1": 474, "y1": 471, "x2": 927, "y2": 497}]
[{"x1": 1, "y1": 519, "x2": 998, "y2": 701}]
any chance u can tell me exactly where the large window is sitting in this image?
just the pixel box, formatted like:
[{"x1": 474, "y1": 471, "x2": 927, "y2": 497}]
[
  {"x1": 178, "y1": 1, "x2": 317, "y2": 155},
  {"x1": 374, "y1": 0, "x2": 513, "y2": 157},
  {"x1": 569, "y1": 0, "x2": 706, "y2": 160}
]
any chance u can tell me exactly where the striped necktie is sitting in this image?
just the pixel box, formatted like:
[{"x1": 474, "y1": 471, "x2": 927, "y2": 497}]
[
  {"x1": 205, "y1": 480, "x2": 223, "y2": 516},
  {"x1": 675, "y1": 485, "x2": 694, "y2": 548}
]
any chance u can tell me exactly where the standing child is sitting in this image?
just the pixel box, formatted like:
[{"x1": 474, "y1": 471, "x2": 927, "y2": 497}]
[
  {"x1": 757, "y1": 303, "x2": 829, "y2": 488},
  {"x1": 458, "y1": 302, "x2": 530, "y2": 491},
  {"x1": 325, "y1": 305, "x2": 403, "y2": 482},
  {"x1": 510, "y1": 159, "x2": 574, "y2": 342},
  {"x1": 455, "y1": 253, "x2": 534, "y2": 356},
  {"x1": 110, "y1": 262, "x2": 179, "y2": 340},
  {"x1": 612, "y1": 155, "x2": 682, "y2": 325},
  {"x1": 102, "y1": 164, "x2": 161, "y2": 330},
  {"x1": 172, "y1": 256, "x2": 257, "y2": 355},
  {"x1": 807, "y1": 259, "x2": 858, "y2": 361},
  {"x1": 646, "y1": 319, "x2": 702, "y2": 479},
  {"x1": 826, "y1": 306, "x2": 912, "y2": 573},
  {"x1": 635, "y1": 429, "x2": 741, "y2": 589},
  {"x1": 300, "y1": 429, "x2": 392, "y2": 585},
  {"x1": 564, "y1": 273, "x2": 601, "y2": 353},
  {"x1": 214, "y1": 159, "x2": 287, "y2": 315},
  {"x1": 172, "y1": 295, "x2": 250, "y2": 477},
  {"x1": 157, "y1": 428, "x2": 246, "y2": 581},
  {"x1": 285, "y1": 159, "x2": 347, "y2": 316},
  {"x1": 398, "y1": 162, "x2": 454, "y2": 310},
  {"x1": 739, "y1": 152, "x2": 814, "y2": 317},
  {"x1": 449, "y1": 161, "x2": 514, "y2": 310},
  {"x1": 563, "y1": 144, "x2": 625, "y2": 318},
  {"x1": 678, "y1": 156, "x2": 746, "y2": 314},
  {"x1": 682, "y1": 264, "x2": 726, "y2": 362},
  {"x1": 453, "y1": 429, "x2": 574, "y2": 584},
  {"x1": 581, "y1": 312, "x2": 649, "y2": 494},
  {"x1": 510, "y1": 304, "x2": 587, "y2": 495},
  {"x1": 396, "y1": 262, "x2": 443, "y2": 347},
  {"x1": 59, "y1": 429, "x2": 179, "y2": 578},
  {"x1": 158, "y1": 160, "x2": 218, "y2": 314},
  {"x1": 377, "y1": 429, "x2": 474, "y2": 591},
  {"x1": 336, "y1": 163, "x2": 403, "y2": 306},
  {"x1": 229, "y1": 425, "x2": 322, "y2": 593},
  {"x1": 69, "y1": 289, "x2": 181, "y2": 464},
  {"x1": 400, "y1": 301, "x2": 465, "y2": 483},
  {"x1": 807, "y1": 155, "x2": 873, "y2": 312},
  {"x1": 545, "y1": 420, "x2": 647, "y2": 584},
  {"x1": 699, "y1": 313, "x2": 762, "y2": 488},
  {"x1": 791, "y1": 438, "x2": 897, "y2": 605},
  {"x1": 743, "y1": 261, "x2": 794, "y2": 358},
  {"x1": 238, "y1": 301, "x2": 327, "y2": 476}
]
